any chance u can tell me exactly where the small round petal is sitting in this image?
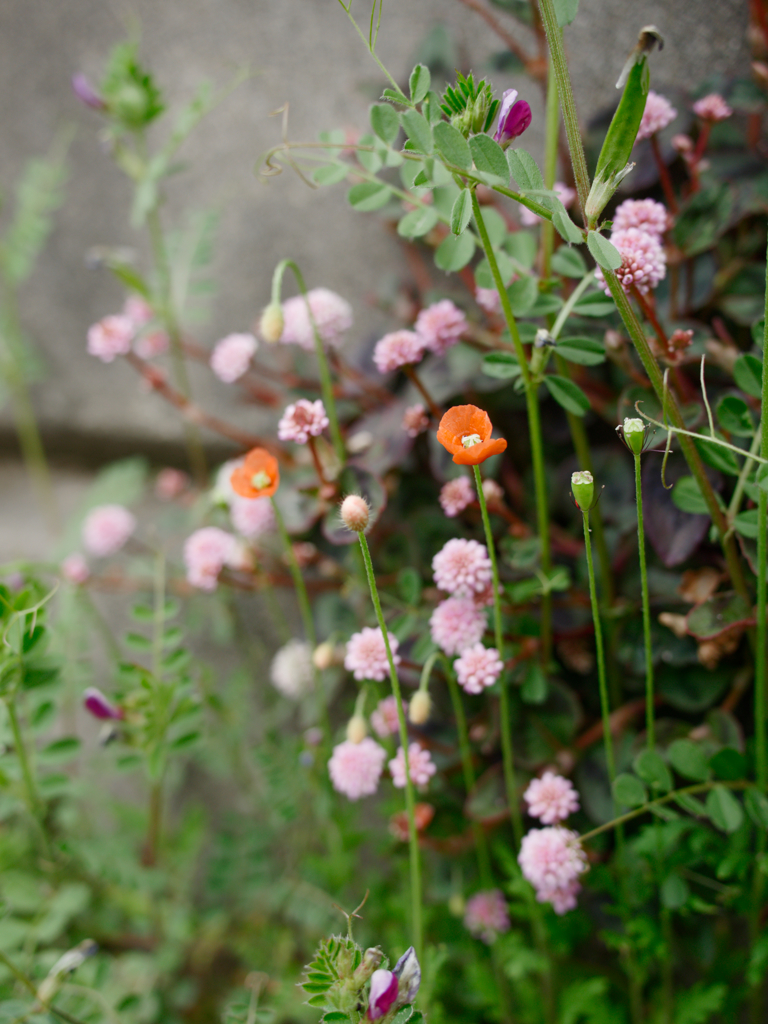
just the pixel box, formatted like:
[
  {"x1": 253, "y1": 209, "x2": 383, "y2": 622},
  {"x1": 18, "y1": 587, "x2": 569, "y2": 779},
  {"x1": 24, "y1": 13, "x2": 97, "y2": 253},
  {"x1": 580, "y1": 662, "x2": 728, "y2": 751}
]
[
  {"x1": 210, "y1": 333, "x2": 257, "y2": 383},
  {"x1": 415, "y1": 300, "x2": 468, "y2": 356},
  {"x1": 439, "y1": 476, "x2": 475, "y2": 517},
  {"x1": 636, "y1": 90, "x2": 678, "y2": 140},
  {"x1": 345, "y1": 627, "x2": 400, "y2": 681},
  {"x1": 595, "y1": 228, "x2": 666, "y2": 297},
  {"x1": 692, "y1": 93, "x2": 733, "y2": 121},
  {"x1": 328, "y1": 737, "x2": 387, "y2": 800},
  {"x1": 464, "y1": 889, "x2": 510, "y2": 943},
  {"x1": 390, "y1": 742, "x2": 437, "y2": 788},
  {"x1": 82, "y1": 505, "x2": 136, "y2": 557},
  {"x1": 523, "y1": 771, "x2": 580, "y2": 824},
  {"x1": 373, "y1": 330, "x2": 425, "y2": 374},
  {"x1": 454, "y1": 643, "x2": 503, "y2": 694},
  {"x1": 518, "y1": 826, "x2": 588, "y2": 913},
  {"x1": 340, "y1": 494, "x2": 370, "y2": 533},
  {"x1": 87, "y1": 315, "x2": 134, "y2": 363},
  {"x1": 155, "y1": 468, "x2": 189, "y2": 501},
  {"x1": 430, "y1": 597, "x2": 487, "y2": 655}
]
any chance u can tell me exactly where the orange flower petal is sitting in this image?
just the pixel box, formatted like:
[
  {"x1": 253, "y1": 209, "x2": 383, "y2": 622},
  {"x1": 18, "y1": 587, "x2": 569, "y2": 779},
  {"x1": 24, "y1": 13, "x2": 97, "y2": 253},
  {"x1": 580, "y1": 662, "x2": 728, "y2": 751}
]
[
  {"x1": 452, "y1": 437, "x2": 508, "y2": 465},
  {"x1": 436, "y1": 405, "x2": 506, "y2": 465},
  {"x1": 231, "y1": 448, "x2": 280, "y2": 498}
]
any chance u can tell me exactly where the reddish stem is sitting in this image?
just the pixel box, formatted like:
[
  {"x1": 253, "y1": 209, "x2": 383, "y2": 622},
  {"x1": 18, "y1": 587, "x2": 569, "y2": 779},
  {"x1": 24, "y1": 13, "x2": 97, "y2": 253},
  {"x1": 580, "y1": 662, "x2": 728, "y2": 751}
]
[
  {"x1": 650, "y1": 135, "x2": 679, "y2": 214},
  {"x1": 403, "y1": 365, "x2": 443, "y2": 421},
  {"x1": 307, "y1": 436, "x2": 328, "y2": 486}
]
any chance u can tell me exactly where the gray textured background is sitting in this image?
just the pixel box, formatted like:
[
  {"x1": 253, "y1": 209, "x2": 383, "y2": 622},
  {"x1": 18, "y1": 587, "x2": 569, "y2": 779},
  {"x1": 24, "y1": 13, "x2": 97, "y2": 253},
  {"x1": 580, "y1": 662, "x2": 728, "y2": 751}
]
[{"x1": 0, "y1": 0, "x2": 750, "y2": 464}]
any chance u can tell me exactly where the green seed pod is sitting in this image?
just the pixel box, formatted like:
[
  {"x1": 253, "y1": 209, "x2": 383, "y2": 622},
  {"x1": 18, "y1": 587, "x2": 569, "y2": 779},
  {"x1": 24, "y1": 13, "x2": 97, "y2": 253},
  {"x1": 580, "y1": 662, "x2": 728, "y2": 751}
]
[
  {"x1": 622, "y1": 417, "x2": 646, "y2": 455},
  {"x1": 571, "y1": 470, "x2": 595, "y2": 512}
]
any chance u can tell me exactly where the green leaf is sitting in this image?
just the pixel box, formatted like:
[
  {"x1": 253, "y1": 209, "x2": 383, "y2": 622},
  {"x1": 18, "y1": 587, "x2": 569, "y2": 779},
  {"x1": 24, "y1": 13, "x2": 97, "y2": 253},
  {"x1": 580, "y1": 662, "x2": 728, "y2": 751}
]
[
  {"x1": 612, "y1": 773, "x2": 648, "y2": 807},
  {"x1": 550, "y1": 246, "x2": 587, "y2": 278},
  {"x1": 556, "y1": 336, "x2": 606, "y2": 366},
  {"x1": 709, "y1": 747, "x2": 746, "y2": 781},
  {"x1": 587, "y1": 231, "x2": 622, "y2": 270},
  {"x1": 434, "y1": 231, "x2": 475, "y2": 272},
  {"x1": 482, "y1": 351, "x2": 521, "y2": 379},
  {"x1": 450, "y1": 189, "x2": 473, "y2": 235},
  {"x1": 733, "y1": 353, "x2": 763, "y2": 398},
  {"x1": 370, "y1": 103, "x2": 400, "y2": 145},
  {"x1": 571, "y1": 294, "x2": 616, "y2": 317},
  {"x1": 672, "y1": 476, "x2": 709, "y2": 515},
  {"x1": 382, "y1": 87, "x2": 410, "y2": 105},
  {"x1": 673, "y1": 184, "x2": 734, "y2": 256},
  {"x1": 409, "y1": 64, "x2": 431, "y2": 104},
  {"x1": 401, "y1": 110, "x2": 433, "y2": 154},
  {"x1": 734, "y1": 509, "x2": 760, "y2": 539},
  {"x1": 745, "y1": 788, "x2": 768, "y2": 828},
  {"x1": 552, "y1": 209, "x2": 583, "y2": 245},
  {"x1": 687, "y1": 593, "x2": 752, "y2": 640},
  {"x1": 506, "y1": 149, "x2": 544, "y2": 190},
  {"x1": 468, "y1": 134, "x2": 509, "y2": 180},
  {"x1": 544, "y1": 375, "x2": 590, "y2": 416},
  {"x1": 706, "y1": 785, "x2": 744, "y2": 833},
  {"x1": 397, "y1": 206, "x2": 439, "y2": 238},
  {"x1": 553, "y1": 0, "x2": 579, "y2": 25},
  {"x1": 38, "y1": 737, "x2": 81, "y2": 763},
  {"x1": 668, "y1": 739, "x2": 710, "y2": 782},
  {"x1": 322, "y1": 1015, "x2": 350, "y2": 1023},
  {"x1": 347, "y1": 182, "x2": 392, "y2": 212},
  {"x1": 633, "y1": 749, "x2": 673, "y2": 793},
  {"x1": 397, "y1": 567, "x2": 422, "y2": 606},
  {"x1": 674, "y1": 983, "x2": 726, "y2": 1024},
  {"x1": 124, "y1": 632, "x2": 152, "y2": 651},
  {"x1": 391, "y1": 1007, "x2": 414, "y2": 1024},
  {"x1": 695, "y1": 435, "x2": 741, "y2": 476},
  {"x1": 432, "y1": 121, "x2": 472, "y2": 171},
  {"x1": 520, "y1": 662, "x2": 548, "y2": 703},
  {"x1": 506, "y1": 276, "x2": 538, "y2": 314},
  {"x1": 475, "y1": 252, "x2": 516, "y2": 289},
  {"x1": 660, "y1": 873, "x2": 689, "y2": 909},
  {"x1": 313, "y1": 164, "x2": 349, "y2": 186},
  {"x1": 716, "y1": 394, "x2": 754, "y2": 436}
]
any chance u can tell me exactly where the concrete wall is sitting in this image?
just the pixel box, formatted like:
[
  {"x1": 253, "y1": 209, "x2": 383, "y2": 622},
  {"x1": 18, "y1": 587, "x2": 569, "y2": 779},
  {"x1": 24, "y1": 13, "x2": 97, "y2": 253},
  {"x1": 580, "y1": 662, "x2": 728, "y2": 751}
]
[{"x1": 0, "y1": 0, "x2": 749, "y2": 462}]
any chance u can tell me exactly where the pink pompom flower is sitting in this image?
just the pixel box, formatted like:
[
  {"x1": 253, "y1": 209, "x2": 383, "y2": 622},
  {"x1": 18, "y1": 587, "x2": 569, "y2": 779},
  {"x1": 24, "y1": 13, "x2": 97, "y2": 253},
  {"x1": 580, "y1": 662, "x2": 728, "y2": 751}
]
[
  {"x1": 183, "y1": 526, "x2": 237, "y2": 591},
  {"x1": 390, "y1": 742, "x2": 437, "y2": 789},
  {"x1": 82, "y1": 505, "x2": 136, "y2": 557},
  {"x1": 281, "y1": 288, "x2": 353, "y2": 351},
  {"x1": 87, "y1": 315, "x2": 134, "y2": 363},
  {"x1": 518, "y1": 826, "x2": 588, "y2": 914},
  {"x1": 210, "y1": 333, "x2": 257, "y2": 383},
  {"x1": 430, "y1": 597, "x2": 487, "y2": 655},
  {"x1": 277, "y1": 399, "x2": 329, "y2": 444},
  {"x1": 595, "y1": 227, "x2": 666, "y2": 296},
  {"x1": 61, "y1": 553, "x2": 89, "y2": 585},
  {"x1": 415, "y1": 300, "x2": 468, "y2": 356},
  {"x1": 134, "y1": 329, "x2": 169, "y2": 360},
  {"x1": 373, "y1": 330, "x2": 425, "y2": 374},
  {"x1": 155, "y1": 468, "x2": 189, "y2": 501},
  {"x1": 693, "y1": 93, "x2": 733, "y2": 122},
  {"x1": 371, "y1": 695, "x2": 406, "y2": 738},
  {"x1": 454, "y1": 643, "x2": 503, "y2": 694},
  {"x1": 523, "y1": 771, "x2": 580, "y2": 824},
  {"x1": 270, "y1": 639, "x2": 314, "y2": 699},
  {"x1": 328, "y1": 737, "x2": 387, "y2": 800},
  {"x1": 475, "y1": 287, "x2": 501, "y2": 314},
  {"x1": 230, "y1": 496, "x2": 275, "y2": 539},
  {"x1": 636, "y1": 91, "x2": 678, "y2": 141},
  {"x1": 402, "y1": 404, "x2": 429, "y2": 438},
  {"x1": 432, "y1": 538, "x2": 492, "y2": 598},
  {"x1": 464, "y1": 889, "x2": 510, "y2": 943},
  {"x1": 612, "y1": 198, "x2": 669, "y2": 239},
  {"x1": 345, "y1": 626, "x2": 400, "y2": 682},
  {"x1": 439, "y1": 476, "x2": 475, "y2": 518}
]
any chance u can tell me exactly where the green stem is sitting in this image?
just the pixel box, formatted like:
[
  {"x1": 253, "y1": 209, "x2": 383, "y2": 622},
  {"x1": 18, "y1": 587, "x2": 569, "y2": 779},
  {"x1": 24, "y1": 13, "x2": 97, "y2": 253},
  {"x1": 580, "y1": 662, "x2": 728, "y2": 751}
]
[
  {"x1": 357, "y1": 532, "x2": 422, "y2": 958},
  {"x1": 5, "y1": 696, "x2": 48, "y2": 846},
  {"x1": 633, "y1": 452, "x2": 655, "y2": 750},
  {"x1": 0, "y1": 949, "x2": 91, "y2": 1024},
  {"x1": 540, "y1": 55, "x2": 559, "y2": 280},
  {"x1": 582, "y1": 510, "x2": 615, "y2": 787},
  {"x1": 535, "y1": 0, "x2": 591, "y2": 216},
  {"x1": 271, "y1": 497, "x2": 331, "y2": 746},
  {"x1": 727, "y1": 431, "x2": 762, "y2": 524},
  {"x1": 473, "y1": 465, "x2": 524, "y2": 845},
  {"x1": 603, "y1": 270, "x2": 751, "y2": 603},
  {"x1": 472, "y1": 192, "x2": 552, "y2": 665}
]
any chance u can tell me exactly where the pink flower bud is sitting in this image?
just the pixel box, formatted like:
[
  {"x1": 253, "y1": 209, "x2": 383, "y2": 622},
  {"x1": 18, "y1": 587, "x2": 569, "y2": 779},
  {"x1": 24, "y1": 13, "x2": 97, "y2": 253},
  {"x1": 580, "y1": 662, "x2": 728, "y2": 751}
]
[
  {"x1": 83, "y1": 687, "x2": 123, "y2": 721},
  {"x1": 493, "y1": 89, "x2": 532, "y2": 146},
  {"x1": 367, "y1": 970, "x2": 398, "y2": 1020},
  {"x1": 71, "y1": 73, "x2": 106, "y2": 111}
]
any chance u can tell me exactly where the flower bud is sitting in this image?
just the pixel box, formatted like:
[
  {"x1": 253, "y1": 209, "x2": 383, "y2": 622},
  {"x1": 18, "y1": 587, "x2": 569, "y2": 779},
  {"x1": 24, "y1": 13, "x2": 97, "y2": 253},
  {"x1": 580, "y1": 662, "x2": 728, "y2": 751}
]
[
  {"x1": 340, "y1": 494, "x2": 370, "y2": 533},
  {"x1": 493, "y1": 89, "x2": 532, "y2": 148},
  {"x1": 571, "y1": 471, "x2": 595, "y2": 512},
  {"x1": 392, "y1": 946, "x2": 421, "y2": 1006},
  {"x1": 353, "y1": 947, "x2": 383, "y2": 986},
  {"x1": 312, "y1": 641, "x2": 335, "y2": 671},
  {"x1": 622, "y1": 417, "x2": 646, "y2": 455},
  {"x1": 408, "y1": 691, "x2": 431, "y2": 725},
  {"x1": 71, "y1": 73, "x2": 106, "y2": 111},
  {"x1": 367, "y1": 969, "x2": 398, "y2": 1021},
  {"x1": 83, "y1": 687, "x2": 123, "y2": 721},
  {"x1": 259, "y1": 302, "x2": 284, "y2": 344},
  {"x1": 346, "y1": 714, "x2": 367, "y2": 744}
]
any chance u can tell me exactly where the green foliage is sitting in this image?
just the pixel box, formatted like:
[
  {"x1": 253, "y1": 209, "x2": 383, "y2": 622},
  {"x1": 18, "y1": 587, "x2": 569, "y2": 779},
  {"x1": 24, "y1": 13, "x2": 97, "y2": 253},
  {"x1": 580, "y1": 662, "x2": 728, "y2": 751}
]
[{"x1": 101, "y1": 40, "x2": 165, "y2": 130}]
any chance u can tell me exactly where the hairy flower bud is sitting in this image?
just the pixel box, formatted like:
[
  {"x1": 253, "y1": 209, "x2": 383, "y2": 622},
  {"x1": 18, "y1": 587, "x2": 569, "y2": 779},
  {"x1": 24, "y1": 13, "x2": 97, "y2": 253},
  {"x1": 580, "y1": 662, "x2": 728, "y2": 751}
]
[
  {"x1": 340, "y1": 494, "x2": 370, "y2": 533},
  {"x1": 408, "y1": 691, "x2": 432, "y2": 725},
  {"x1": 346, "y1": 714, "x2": 368, "y2": 744},
  {"x1": 259, "y1": 302, "x2": 284, "y2": 344},
  {"x1": 571, "y1": 471, "x2": 595, "y2": 512}
]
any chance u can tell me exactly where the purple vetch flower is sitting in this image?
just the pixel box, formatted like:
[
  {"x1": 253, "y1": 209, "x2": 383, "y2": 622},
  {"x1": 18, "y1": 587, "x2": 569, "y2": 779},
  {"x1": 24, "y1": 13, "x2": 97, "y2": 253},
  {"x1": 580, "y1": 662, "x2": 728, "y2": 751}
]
[
  {"x1": 367, "y1": 969, "x2": 399, "y2": 1020},
  {"x1": 71, "y1": 73, "x2": 106, "y2": 111},
  {"x1": 493, "y1": 89, "x2": 532, "y2": 147},
  {"x1": 83, "y1": 687, "x2": 123, "y2": 721},
  {"x1": 392, "y1": 946, "x2": 421, "y2": 1005}
]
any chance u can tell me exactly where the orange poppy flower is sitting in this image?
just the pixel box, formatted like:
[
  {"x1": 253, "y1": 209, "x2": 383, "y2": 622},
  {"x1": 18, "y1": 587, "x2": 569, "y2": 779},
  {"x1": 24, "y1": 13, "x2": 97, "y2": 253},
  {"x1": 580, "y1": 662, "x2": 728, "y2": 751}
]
[
  {"x1": 231, "y1": 448, "x2": 280, "y2": 498},
  {"x1": 436, "y1": 405, "x2": 507, "y2": 465}
]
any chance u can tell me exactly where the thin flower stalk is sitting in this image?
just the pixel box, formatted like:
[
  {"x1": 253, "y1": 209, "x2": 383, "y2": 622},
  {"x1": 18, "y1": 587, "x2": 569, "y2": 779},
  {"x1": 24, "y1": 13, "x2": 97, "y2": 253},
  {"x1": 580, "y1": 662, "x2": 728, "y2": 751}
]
[
  {"x1": 471, "y1": 191, "x2": 553, "y2": 666},
  {"x1": 632, "y1": 451, "x2": 655, "y2": 749},
  {"x1": 357, "y1": 531, "x2": 423, "y2": 959}
]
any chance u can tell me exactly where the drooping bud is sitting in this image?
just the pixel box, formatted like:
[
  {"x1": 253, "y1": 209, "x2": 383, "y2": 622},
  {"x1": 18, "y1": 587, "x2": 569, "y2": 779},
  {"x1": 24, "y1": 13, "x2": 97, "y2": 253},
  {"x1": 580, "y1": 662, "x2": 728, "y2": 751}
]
[
  {"x1": 621, "y1": 417, "x2": 646, "y2": 455},
  {"x1": 408, "y1": 691, "x2": 432, "y2": 725},
  {"x1": 367, "y1": 970, "x2": 399, "y2": 1021},
  {"x1": 340, "y1": 494, "x2": 370, "y2": 534},
  {"x1": 259, "y1": 302, "x2": 284, "y2": 344},
  {"x1": 346, "y1": 715, "x2": 368, "y2": 744},
  {"x1": 571, "y1": 471, "x2": 595, "y2": 512},
  {"x1": 83, "y1": 687, "x2": 123, "y2": 721},
  {"x1": 313, "y1": 641, "x2": 335, "y2": 671},
  {"x1": 392, "y1": 946, "x2": 421, "y2": 1006}
]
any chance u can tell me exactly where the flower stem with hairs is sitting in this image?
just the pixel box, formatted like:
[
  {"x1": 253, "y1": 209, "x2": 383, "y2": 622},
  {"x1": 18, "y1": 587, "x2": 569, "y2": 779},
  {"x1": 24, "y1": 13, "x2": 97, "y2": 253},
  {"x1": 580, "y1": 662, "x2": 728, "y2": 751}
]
[{"x1": 632, "y1": 450, "x2": 655, "y2": 749}]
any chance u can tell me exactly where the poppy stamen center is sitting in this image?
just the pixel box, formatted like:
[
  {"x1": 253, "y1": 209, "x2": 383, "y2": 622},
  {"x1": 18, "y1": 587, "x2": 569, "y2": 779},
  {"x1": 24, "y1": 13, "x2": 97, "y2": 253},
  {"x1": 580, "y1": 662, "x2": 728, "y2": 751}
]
[{"x1": 462, "y1": 433, "x2": 482, "y2": 448}]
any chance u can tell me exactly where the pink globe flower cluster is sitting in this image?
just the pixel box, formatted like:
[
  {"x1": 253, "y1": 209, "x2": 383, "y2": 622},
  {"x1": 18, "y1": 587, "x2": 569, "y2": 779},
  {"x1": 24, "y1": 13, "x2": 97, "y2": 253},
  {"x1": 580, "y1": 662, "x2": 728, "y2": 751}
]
[
  {"x1": 518, "y1": 826, "x2": 588, "y2": 915},
  {"x1": 277, "y1": 399, "x2": 329, "y2": 444},
  {"x1": 595, "y1": 227, "x2": 667, "y2": 297},
  {"x1": 373, "y1": 300, "x2": 467, "y2": 374},
  {"x1": 82, "y1": 505, "x2": 136, "y2": 557},
  {"x1": 280, "y1": 288, "x2": 353, "y2": 350},
  {"x1": 429, "y1": 597, "x2": 487, "y2": 656},
  {"x1": 389, "y1": 742, "x2": 436, "y2": 789},
  {"x1": 373, "y1": 330, "x2": 424, "y2": 374},
  {"x1": 229, "y1": 495, "x2": 275, "y2": 539},
  {"x1": 464, "y1": 889, "x2": 510, "y2": 944},
  {"x1": 523, "y1": 771, "x2": 580, "y2": 825},
  {"x1": 87, "y1": 314, "x2": 134, "y2": 363},
  {"x1": 183, "y1": 526, "x2": 238, "y2": 591},
  {"x1": 328, "y1": 737, "x2": 387, "y2": 800},
  {"x1": 612, "y1": 198, "x2": 669, "y2": 238},
  {"x1": 61, "y1": 552, "x2": 90, "y2": 585},
  {"x1": 209, "y1": 333, "x2": 257, "y2": 383},
  {"x1": 344, "y1": 626, "x2": 400, "y2": 681},
  {"x1": 370, "y1": 695, "x2": 406, "y2": 738},
  {"x1": 454, "y1": 643, "x2": 503, "y2": 694},
  {"x1": 432, "y1": 538, "x2": 492, "y2": 598},
  {"x1": 475, "y1": 287, "x2": 501, "y2": 314},
  {"x1": 439, "y1": 476, "x2": 475, "y2": 518},
  {"x1": 402, "y1": 403, "x2": 429, "y2": 438},
  {"x1": 636, "y1": 90, "x2": 677, "y2": 141},
  {"x1": 269, "y1": 639, "x2": 314, "y2": 699},
  {"x1": 692, "y1": 93, "x2": 733, "y2": 122}
]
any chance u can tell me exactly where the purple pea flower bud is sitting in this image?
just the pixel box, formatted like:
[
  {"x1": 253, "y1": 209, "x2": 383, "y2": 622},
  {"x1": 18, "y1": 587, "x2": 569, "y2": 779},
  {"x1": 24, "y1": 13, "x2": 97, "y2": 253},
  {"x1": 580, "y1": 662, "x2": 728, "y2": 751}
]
[
  {"x1": 71, "y1": 73, "x2": 106, "y2": 111},
  {"x1": 83, "y1": 687, "x2": 123, "y2": 721},
  {"x1": 393, "y1": 946, "x2": 421, "y2": 1005},
  {"x1": 493, "y1": 89, "x2": 532, "y2": 147},
  {"x1": 367, "y1": 969, "x2": 398, "y2": 1021}
]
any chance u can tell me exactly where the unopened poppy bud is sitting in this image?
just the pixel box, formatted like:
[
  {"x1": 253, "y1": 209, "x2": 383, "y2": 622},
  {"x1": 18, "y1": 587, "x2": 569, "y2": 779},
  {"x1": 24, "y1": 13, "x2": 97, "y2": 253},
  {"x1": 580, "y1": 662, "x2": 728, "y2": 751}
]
[
  {"x1": 392, "y1": 946, "x2": 421, "y2": 1006},
  {"x1": 259, "y1": 302, "x2": 284, "y2": 344},
  {"x1": 622, "y1": 417, "x2": 646, "y2": 455},
  {"x1": 346, "y1": 714, "x2": 367, "y2": 744},
  {"x1": 409, "y1": 691, "x2": 431, "y2": 725},
  {"x1": 313, "y1": 641, "x2": 335, "y2": 671},
  {"x1": 368, "y1": 969, "x2": 398, "y2": 1021},
  {"x1": 340, "y1": 494, "x2": 370, "y2": 533},
  {"x1": 571, "y1": 471, "x2": 595, "y2": 512}
]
